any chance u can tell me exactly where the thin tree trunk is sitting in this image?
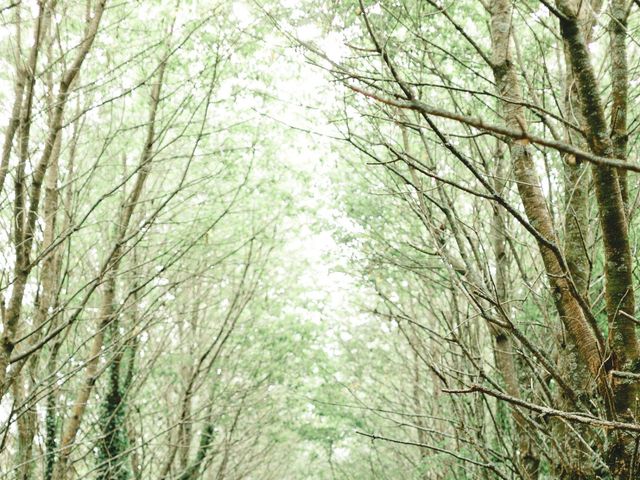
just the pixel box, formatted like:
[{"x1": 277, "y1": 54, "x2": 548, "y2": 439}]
[
  {"x1": 0, "y1": 0, "x2": 107, "y2": 399},
  {"x1": 0, "y1": 3, "x2": 26, "y2": 196},
  {"x1": 52, "y1": 59, "x2": 165, "y2": 480},
  {"x1": 490, "y1": 142, "x2": 539, "y2": 479}
]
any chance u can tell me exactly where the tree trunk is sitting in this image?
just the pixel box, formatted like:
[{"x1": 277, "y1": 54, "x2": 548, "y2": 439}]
[{"x1": 557, "y1": 1, "x2": 639, "y2": 474}]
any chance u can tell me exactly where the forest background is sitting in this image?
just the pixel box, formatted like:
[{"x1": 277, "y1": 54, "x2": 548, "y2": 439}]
[{"x1": 2, "y1": 1, "x2": 640, "y2": 479}]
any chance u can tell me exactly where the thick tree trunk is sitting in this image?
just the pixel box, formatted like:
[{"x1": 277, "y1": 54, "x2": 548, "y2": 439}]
[
  {"x1": 556, "y1": 1, "x2": 639, "y2": 475},
  {"x1": 553, "y1": 3, "x2": 602, "y2": 477},
  {"x1": 608, "y1": 0, "x2": 628, "y2": 211},
  {"x1": 488, "y1": 0, "x2": 603, "y2": 384}
]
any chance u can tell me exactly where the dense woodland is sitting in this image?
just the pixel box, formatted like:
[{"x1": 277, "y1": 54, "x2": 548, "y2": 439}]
[{"x1": 1, "y1": 0, "x2": 640, "y2": 479}]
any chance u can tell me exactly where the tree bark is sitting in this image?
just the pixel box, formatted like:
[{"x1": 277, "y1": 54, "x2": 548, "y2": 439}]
[
  {"x1": 488, "y1": 0, "x2": 603, "y2": 384},
  {"x1": 556, "y1": 1, "x2": 639, "y2": 474},
  {"x1": 0, "y1": 0, "x2": 107, "y2": 400}
]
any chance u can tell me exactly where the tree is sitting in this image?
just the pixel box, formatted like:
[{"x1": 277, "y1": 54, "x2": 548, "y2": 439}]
[{"x1": 294, "y1": 0, "x2": 640, "y2": 477}]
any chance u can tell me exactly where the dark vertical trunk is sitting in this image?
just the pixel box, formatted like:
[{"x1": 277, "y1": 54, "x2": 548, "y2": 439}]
[
  {"x1": 97, "y1": 323, "x2": 130, "y2": 480},
  {"x1": 557, "y1": 3, "x2": 638, "y2": 474}
]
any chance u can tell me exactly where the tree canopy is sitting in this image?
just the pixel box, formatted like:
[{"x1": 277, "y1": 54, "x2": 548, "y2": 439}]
[{"x1": 2, "y1": 0, "x2": 640, "y2": 479}]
